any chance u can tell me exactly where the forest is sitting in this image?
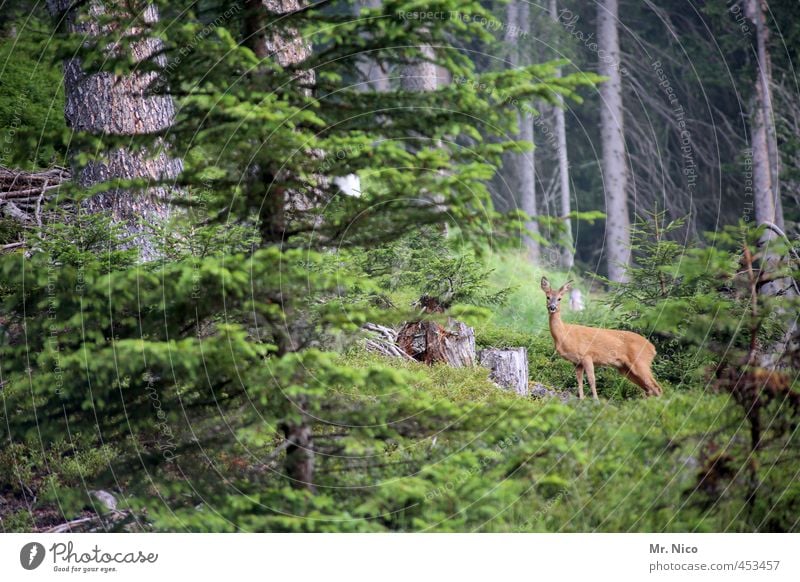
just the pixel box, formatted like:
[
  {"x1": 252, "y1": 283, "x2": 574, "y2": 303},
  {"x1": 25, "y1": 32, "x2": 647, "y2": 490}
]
[{"x1": 0, "y1": 0, "x2": 798, "y2": 533}]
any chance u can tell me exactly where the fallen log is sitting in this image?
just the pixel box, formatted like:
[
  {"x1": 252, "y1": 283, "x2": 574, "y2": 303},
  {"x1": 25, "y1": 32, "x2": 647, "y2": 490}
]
[
  {"x1": 1, "y1": 164, "x2": 70, "y2": 225},
  {"x1": 363, "y1": 322, "x2": 414, "y2": 360}
]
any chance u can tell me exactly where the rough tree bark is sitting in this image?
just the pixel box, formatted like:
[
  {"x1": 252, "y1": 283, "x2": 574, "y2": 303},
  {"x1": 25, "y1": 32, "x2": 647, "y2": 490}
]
[
  {"x1": 598, "y1": 0, "x2": 631, "y2": 282},
  {"x1": 243, "y1": 0, "x2": 310, "y2": 67},
  {"x1": 47, "y1": 0, "x2": 182, "y2": 262},
  {"x1": 478, "y1": 348, "x2": 529, "y2": 396},
  {"x1": 401, "y1": 43, "x2": 438, "y2": 92},
  {"x1": 743, "y1": 0, "x2": 797, "y2": 370},
  {"x1": 503, "y1": 0, "x2": 540, "y2": 263},
  {"x1": 550, "y1": 0, "x2": 574, "y2": 269}
]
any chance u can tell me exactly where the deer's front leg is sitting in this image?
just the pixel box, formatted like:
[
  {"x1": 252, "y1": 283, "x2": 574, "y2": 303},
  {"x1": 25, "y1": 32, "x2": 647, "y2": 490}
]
[
  {"x1": 583, "y1": 358, "x2": 599, "y2": 401},
  {"x1": 575, "y1": 364, "x2": 585, "y2": 400}
]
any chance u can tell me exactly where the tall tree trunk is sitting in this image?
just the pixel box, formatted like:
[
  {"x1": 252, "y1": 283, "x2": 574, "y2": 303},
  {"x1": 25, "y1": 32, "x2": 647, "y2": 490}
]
[
  {"x1": 280, "y1": 406, "x2": 316, "y2": 493},
  {"x1": 746, "y1": 0, "x2": 782, "y2": 298},
  {"x1": 746, "y1": 0, "x2": 783, "y2": 232},
  {"x1": 504, "y1": 1, "x2": 540, "y2": 262},
  {"x1": 517, "y1": 111, "x2": 539, "y2": 262},
  {"x1": 745, "y1": 0, "x2": 796, "y2": 367},
  {"x1": 244, "y1": 0, "x2": 318, "y2": 491},
  {"x1": 356, "y1": 0, "x2": 389, "y2": 92},
  {"x1": 244, "y1": 0, "x2": 311, "y2": 67},
  {"x1": 243, "y1": 0, "x2": 317, "y2": 244},
  {"x1": 401, "y1": 44, "x2": 438, "y2": 92},
  {"x1": 47, "y1": 0, "x2": 182, "y2": 262},
  {"x1": 401, "y1": 33, "x2": 449, "y2": 221},
  {"x1": 550, "y1": 0, "x2": 573, "y2": 269},
  {"x1": 330, "y1": 0, "x2": 391, "y2": 198},
  {"x1": 598, "y1": 0, "x2": 630, "y2": 282}
]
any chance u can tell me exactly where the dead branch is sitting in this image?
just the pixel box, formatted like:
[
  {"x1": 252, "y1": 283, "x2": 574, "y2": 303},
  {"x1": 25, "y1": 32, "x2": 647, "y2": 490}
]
[{"x1": 0, "y1": 165, "x2": 71, "y2": 225}]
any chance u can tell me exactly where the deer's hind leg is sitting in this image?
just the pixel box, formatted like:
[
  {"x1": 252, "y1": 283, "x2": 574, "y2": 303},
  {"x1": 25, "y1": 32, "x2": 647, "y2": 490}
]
[
  {"x1": 619, "y1": 363, "x2": 662, "y2": 397},
  {"x1": 582, "y1": 358, "x2": 598, "y2": 400},
  {"x1": 640, "y1": 366, "x2": 663, "y2": 396}
]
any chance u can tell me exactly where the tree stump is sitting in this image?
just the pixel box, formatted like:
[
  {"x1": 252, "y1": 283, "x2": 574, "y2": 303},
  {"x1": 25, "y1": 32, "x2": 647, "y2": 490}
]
[
  {"x1": 396, "y1": 319, "x2": 476, "y2": 367},
  {"x1": 478, "y1": 348, "x2": 529, "y2": 396}
]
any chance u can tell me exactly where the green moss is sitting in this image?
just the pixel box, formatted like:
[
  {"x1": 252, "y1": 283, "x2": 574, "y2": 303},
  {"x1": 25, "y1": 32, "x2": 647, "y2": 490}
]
[
  {"x1": 0, "y1": 24, "x2": 67, "y2": 169},
  {"x1": 0, "y1": 510, "x2": 35, "y2": 533}
]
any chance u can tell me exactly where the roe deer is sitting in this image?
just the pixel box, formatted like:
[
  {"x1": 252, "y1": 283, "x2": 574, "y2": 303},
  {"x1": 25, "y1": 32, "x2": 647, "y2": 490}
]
[{"x1": 541, "y1": 277, "x2": 662, "y2": 400}]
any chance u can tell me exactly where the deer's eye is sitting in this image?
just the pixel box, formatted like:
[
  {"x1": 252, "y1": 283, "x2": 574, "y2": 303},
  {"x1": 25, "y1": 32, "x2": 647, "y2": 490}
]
[{"x1": 557, "y1": 298, "x2": 561, "y2": 301}]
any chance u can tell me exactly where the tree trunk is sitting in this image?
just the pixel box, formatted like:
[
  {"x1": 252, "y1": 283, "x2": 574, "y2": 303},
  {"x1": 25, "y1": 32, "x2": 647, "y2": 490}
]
[
  {"x1": 746, "y1": 0, "x2": 782, "y2": 230},
  {"x1": 244, "y1": 0, "x2": 320, "y2": 490},
  {"x1": 332, "y1": 0, "x2": 393, "y2": 198},
  {"x1": 518, "y1": 111, "x2": 540, "y2": 262},
  {"x1": 745, "y1": 0, "x2": 792, "y2": 304},
  {"x1": 504, "y1": 1, "x2": 540, "y2": 262},
  {"x1": 281, "y1": 412, "x2": 316, "y2": 492},
  {"x1": 243, "y1": 0, "x2": 317, "y2": 244},
  {"x1": 747, "y1": 0, "x2": 778, "y2": 232},
  {"x1": 47, "y1": 0, "x2": 182, "y2": 262},
  {"x1": 401, "y1": 44, "x2": 438, "y2": 92},
  {"x1": 550, "y1": 0, "x2": 574, "y2": 269},
  {"x1": 478, "y1": 348, "x2": 529, "y2": 396},
  {"x1": 356, "y1": 0, "x2": 389, "y2": 92},
  {"x1": 745, "y1": 0, "x2": 797, "y2": 369},
  {"x1": 401, "y1": 34, "x2": 449, "y2": 220},
  {"x1": 396, "y1": 319, "x2": 476, "y2": 367},
  {"x1": 598, "y1": 0, "x2": 631, "y2": 282},
  {"x1": 244, "y1": 0, "x2": 311, "y2": 66}
]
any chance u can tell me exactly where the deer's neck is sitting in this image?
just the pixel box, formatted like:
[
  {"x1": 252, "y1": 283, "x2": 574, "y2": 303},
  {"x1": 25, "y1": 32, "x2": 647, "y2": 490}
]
[{"x1": 548, "y1": 311, "x2": 569, "y2": 347}]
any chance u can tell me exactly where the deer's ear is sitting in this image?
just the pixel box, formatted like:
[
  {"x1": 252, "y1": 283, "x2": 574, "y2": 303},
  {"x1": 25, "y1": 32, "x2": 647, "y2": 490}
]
[
  {"x1": 540, "y1": 277, "x2": 551, "y2": 292},
  {"x1": 559, "y1": 280, "x2": 573, "y2": 294}
]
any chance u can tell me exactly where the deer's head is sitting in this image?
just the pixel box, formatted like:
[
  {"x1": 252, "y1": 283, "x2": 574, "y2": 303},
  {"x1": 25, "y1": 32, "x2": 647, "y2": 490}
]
[{"x1": 540, "y1": 277, "x2": 572, "y2": 314}]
